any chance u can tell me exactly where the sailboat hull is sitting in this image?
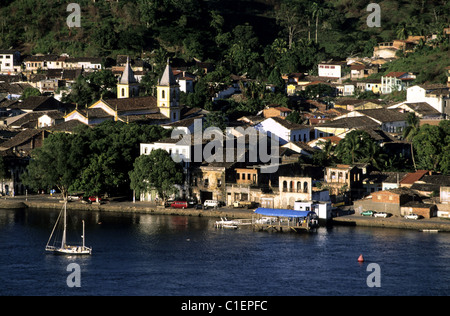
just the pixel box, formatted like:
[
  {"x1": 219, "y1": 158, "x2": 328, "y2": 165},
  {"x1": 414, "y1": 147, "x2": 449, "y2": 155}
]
[{"x1": 46, "y1": 245, "x2": 92, "y2": 255}]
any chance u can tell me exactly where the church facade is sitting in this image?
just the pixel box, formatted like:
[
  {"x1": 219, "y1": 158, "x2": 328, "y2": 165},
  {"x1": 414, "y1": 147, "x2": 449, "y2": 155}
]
[{"x1": 64, "y1": 57, "x2": 182, "y2": 125}]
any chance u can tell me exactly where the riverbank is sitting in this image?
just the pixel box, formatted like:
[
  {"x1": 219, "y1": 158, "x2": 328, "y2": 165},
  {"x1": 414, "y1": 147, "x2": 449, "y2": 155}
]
[
  {"x1": 0, "y1": 195, "x2": 254, "y2": 219},
  {"x1": 332, "y1": 214, "x2": 450, "y2": 232},
  {"x1": 2, "y1": 195, "x2": 450, "y2": 231}
]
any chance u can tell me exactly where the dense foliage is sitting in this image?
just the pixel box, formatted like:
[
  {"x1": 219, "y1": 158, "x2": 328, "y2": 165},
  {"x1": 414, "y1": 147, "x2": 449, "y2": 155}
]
[
  {"x1": 2, "y1": 0, "x2": 449, "y2": 74},
  {"x1": 22, "y1": 121, "x2": 171, "y2": 198}
]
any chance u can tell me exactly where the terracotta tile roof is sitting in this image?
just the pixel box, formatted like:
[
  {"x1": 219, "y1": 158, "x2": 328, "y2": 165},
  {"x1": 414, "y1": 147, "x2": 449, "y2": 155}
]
[
  {"x1": 385, "y1": 72, "x2": 407, "y2": 78},
  {"x1": 399, "y1": 170, "x2": 429, "y2": 185},
  {"x1": 102, "y1": 96, "x2": 158, "y2": 112}
]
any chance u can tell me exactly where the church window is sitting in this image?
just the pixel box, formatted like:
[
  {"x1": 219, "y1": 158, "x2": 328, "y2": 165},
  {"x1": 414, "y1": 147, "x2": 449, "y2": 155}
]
[
  {"x1": 121, "y1": 88, "x2": 125, "y2": 97},
  {"x1": 162, "y1": 90, "x2": 165, "y2": 99}
]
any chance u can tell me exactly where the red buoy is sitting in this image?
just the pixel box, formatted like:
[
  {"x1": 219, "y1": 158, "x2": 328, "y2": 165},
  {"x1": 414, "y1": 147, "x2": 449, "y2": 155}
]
[{"x1": 358, "y1": 254, "x2": 364, "y2": 262}]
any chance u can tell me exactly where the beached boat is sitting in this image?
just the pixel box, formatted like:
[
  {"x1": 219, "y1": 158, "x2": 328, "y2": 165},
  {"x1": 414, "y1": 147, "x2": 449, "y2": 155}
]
[
  {"x1": 215, "y1": 218, "x2": 238, "y2": 229},
  {"x1": 45, "y1": 201, "x2": 92, "y2": 255}
]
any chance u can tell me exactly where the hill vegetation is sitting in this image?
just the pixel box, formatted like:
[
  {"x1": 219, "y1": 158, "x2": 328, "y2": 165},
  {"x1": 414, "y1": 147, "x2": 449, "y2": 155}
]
[{"x1": 0, "y1": 0, "x2": 449, "y2": 80}]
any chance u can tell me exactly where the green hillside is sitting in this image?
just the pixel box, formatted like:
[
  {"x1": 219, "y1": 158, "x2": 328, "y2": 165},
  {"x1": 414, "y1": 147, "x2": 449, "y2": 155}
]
[{"x1": 0, "y1": 0, "x2": 449, "y2": 80}]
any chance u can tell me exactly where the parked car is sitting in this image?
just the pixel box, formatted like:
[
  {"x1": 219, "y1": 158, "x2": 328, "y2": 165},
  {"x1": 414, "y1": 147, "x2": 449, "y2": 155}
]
[
  {"x1": 68, "y1": 194, "x2": 82, "y2": 201},
  {"x1": 374, "y1": 212, "x2": 389, "y2": 218},
  {"x1": 361, "y1": 210, "x2": 374, "y2": 216},
  {"x1": 204, "y1": 200, "x2": 220, "y2": 209},
  {"x1": 88, "y1": 196, "x2": 102, "y2": 203},
  {"x1": 405, "y1": 214, "x2": 419, "y2": 220},
  {"x1": 171, "y1": 201, "x2": 189, "y2": 209}
]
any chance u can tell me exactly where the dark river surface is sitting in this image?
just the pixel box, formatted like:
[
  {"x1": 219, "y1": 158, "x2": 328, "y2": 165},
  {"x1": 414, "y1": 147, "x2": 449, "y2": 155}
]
[{"x1": 1, "y1": 208, "x2": 449, "y2": 296}]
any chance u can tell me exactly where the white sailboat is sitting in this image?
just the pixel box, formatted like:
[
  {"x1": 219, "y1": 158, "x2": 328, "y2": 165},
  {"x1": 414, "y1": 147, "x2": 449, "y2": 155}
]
[{"x1": 45, "y1": 201, "x2": 92, "y2": 255}]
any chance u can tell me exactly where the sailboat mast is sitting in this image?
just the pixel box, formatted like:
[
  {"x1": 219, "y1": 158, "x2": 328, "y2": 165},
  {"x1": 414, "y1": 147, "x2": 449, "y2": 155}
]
[
  {"x1": 62, "y1": 201, "x2": 67, "y2": 248},
  {"x1": 82, "y1": 220, "x2": 85, "y2": 248}
]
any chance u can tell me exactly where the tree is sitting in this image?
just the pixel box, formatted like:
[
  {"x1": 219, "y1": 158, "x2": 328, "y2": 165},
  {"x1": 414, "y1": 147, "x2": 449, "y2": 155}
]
[
  {"x1": 312, "y1": 139, "x2": 336, "y2": 167},
  {"x1": 276, "y1": 1, "x2": 303, "y2": 49},
  {"x1": 71, "y1": 121, "x2": 170, "y2": 197},
  {"x1": 22, "y1": 133, "x2": 87, "y2": 200},
  {"x1": 21, "y1": 87, "x2": 41, "y2": 99},
  {"x1": 335, "y1": 130, "x2": 379, "y2": 166},
  {"x1": 412, "y1": 124, "x2": 449, "y2": 173},
  {"x1": 311, "y1": 2, "x2": 324, "y2": 43},
  {"x1": 129, "y1": 149, "x2": 184, "y2": 203},
  {"x1": 403, "y1": 112, "x2": 420, "y2": 170}
]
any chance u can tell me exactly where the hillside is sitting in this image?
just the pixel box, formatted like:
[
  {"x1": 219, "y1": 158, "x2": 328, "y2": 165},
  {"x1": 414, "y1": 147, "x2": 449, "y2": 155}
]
[{"x1": 0, "y1": 0, "x2": 449, "y2": 80}]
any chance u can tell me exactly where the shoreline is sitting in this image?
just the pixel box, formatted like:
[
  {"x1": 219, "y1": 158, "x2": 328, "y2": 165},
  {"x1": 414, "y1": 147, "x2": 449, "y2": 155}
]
[
  {"x1": 2, "y1": 196, "x2": 450, "y2": 232},
  {"x1": 0, "y1": 196, "x2": 255, "y2": 219}
]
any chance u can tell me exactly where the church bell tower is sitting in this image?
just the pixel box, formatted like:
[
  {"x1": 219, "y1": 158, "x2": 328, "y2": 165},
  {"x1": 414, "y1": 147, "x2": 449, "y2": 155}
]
[{"x1": 157, "y1": 59, "x2": 180, "y2": 122}]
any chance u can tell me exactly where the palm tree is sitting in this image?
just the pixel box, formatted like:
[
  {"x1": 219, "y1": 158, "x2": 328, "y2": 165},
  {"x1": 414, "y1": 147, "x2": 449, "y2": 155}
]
[
  {"x1": 311, "y1": 2, "x2": 324, "y2": 44},
  {"x1": 403, "y1": 112, "x2": 420, "y2": 170},
  {"x1": 396, "y1": 23, "x2": 409, "y2": 40}
]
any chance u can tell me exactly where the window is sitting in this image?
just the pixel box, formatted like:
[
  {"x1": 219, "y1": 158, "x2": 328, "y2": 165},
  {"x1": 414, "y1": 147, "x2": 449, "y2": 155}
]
[
  {"x1": 236, "y1": 173, "x2": 240, "y2": 180},
  {"x1": 162, "y1": 90, "x2": 165, "y2": 99},
  {"x1": 121, "y1": 88, "x2": 125, "y2": 97},
  {"x1": 303, "y1": 181, "x2": 308, "y2": 193}
]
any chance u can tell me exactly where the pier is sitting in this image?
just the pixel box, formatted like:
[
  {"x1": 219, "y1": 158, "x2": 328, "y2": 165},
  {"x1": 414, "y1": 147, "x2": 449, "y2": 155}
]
[{"x1": 252, "y1": 208, "x2": 320, "y2": 233}]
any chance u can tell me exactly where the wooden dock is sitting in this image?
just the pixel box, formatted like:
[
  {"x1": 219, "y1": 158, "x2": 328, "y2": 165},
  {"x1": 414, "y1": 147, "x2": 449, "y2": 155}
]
[{"x1": 252, "y1": 221, "x2": 315, "y2": 233}]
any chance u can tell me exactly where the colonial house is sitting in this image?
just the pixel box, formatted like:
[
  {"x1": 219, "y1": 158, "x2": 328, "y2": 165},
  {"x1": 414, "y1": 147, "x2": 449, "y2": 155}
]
[
  {"x1": 388, "y1": 102, "x2": 442, "y2": 119},
  {"x1": 0, "y1": 129, "x2": 48, "y2": 197},
  {"x1": 349, "y1": 63, "x2": 379, "y2": 80},
  {"x1": 281, "y1": 141, "x2": 318, "y2": 158},
  {"x1": 263, "y1": 106, "x2": 292, "y2": 119},
  {"x1": 0, "y1": 50, "x2": 21, "y2": 74},
  {"x1": 335, "y1": 82, "x2": 356, "y2": 96},
  {"x1": 63, "y1": 57, "x2": 102, "y2": 71},
  {"x1": 254, "y1": 117, "x2": 311, "y2": 145},
  {"x1": 314, "y1": 115, "x2": 379, "y2": 138},
  {"x1": 23, "y1": 54, "x2": 59, "y2": 73},
  {"x1": 381, "y1": 72, "x2": 416, "y2": 94},
  {"x1": 356, "y1": 80, "x2": 382, "y2": 94},
  {"x1": 331, "y1": 108, "x2": 408, "y2": 134},
  {"x1": 318, "y1": 61, "x2": 347, "y2": 79},
  {"x1": 323, "y1": 164, "x2": 365, "y2": 201},
  {"x1": 406, "y1": 85, "x2": 450, "y2": 117}
]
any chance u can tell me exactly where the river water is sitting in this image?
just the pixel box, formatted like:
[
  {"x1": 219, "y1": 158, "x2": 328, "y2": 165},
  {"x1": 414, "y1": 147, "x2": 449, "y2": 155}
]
[{"x1": 1, "y1": 207, "x2": 449, "y2": 296}]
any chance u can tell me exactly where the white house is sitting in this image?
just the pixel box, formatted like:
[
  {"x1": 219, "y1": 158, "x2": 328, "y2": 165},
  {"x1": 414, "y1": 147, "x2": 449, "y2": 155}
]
[
  {"x1": 64, "y1": 57, "x2": 102, "y2": 71},
  {"x1": 254, "y1": 117, "x2": 311, "y2": 145},
  {"x1": 381, "y1": 72, "x2": 415, "y2": 94},
  {"x1": 318, "y1": 61, "x2": 346, "y2": 79},
  {"x1": 294, "y1": 201, "x2": 332, "y2": 220},
  {"x1": 37, "y1": 111, "x2": 64, "y2": 128},
  {"x1": 406, "y1": 85, "x2": 450, "y2": 117},
  {"x1": 331, "y1": 108, "x2": 408, "y2": 133},
  {"x1": 0, "y1": 50, "x2": 21, "y2": 74}
]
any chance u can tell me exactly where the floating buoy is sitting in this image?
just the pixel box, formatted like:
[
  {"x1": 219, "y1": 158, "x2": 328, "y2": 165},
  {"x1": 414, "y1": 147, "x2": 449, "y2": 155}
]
[{"x1": 358, "y1": 254, "x2": 364, "y2": 262}]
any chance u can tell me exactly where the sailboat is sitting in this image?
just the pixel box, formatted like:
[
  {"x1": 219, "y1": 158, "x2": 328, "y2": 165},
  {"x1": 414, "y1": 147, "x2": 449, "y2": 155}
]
[{"x1": 45, "y1": 201, "x2": 92, "y2": 255}]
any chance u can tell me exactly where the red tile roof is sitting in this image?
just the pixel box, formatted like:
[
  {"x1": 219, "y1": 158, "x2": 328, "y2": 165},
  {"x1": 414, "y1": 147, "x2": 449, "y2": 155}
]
[{"x1": 399, "y1": 170, "x2": 428, "y2": 184}]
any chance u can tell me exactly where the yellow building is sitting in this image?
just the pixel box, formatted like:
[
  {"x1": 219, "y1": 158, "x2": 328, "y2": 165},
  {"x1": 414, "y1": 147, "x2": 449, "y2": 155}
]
[
  {"x1": 117, "y1": 57, "x2": 140, "y2": 99},
  {"x1": 157, "y1": 60, "x2": 181, "y2": 122}
]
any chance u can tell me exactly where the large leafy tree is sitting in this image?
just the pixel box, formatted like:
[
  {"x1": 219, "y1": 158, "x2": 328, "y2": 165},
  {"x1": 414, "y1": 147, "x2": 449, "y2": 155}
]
[
  {"x1": 129, "y1": 149, "x2": 184, "y2": 203},
  {"x1": 412, "y1": 122, "x2": 450, "y2": 174},
  {"x1": 335, "y1": 130, "x2": 382, "y2": 166},
  {"x1": 22, "y1": 133, "x2": 88, "y2": 200},
  {"x1": 71, "y1": 121, "x2": 169, "y2": 196}
]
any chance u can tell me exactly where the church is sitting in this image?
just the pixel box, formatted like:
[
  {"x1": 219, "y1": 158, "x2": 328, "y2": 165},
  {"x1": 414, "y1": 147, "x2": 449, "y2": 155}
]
[{"x1": 64, "y1": 57, "x2": 182, "y2": 125}]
